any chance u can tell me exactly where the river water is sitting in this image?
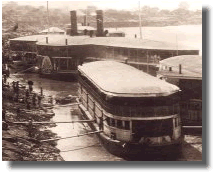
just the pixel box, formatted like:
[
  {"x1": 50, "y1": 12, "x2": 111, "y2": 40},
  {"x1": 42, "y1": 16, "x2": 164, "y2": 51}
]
[
  {"x1": 9, "y1": 73, "x2": 202, "y2": 161},
  {"x1": 9, "y1": 73, "x2": 124, "y2": 161},
  {"x1": 107, "y1": 25, "x2": 202, "y2": 55}
]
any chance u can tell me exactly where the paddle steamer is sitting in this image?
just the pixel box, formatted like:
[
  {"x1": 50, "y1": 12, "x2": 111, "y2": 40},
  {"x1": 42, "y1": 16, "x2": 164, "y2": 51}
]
[{"x1": 9, "y1": 10, "x2": 199, "y2": 78}]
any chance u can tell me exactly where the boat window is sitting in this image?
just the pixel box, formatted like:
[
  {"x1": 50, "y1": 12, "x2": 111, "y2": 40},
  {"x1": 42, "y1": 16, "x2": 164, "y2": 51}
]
[
  {"x1": 111, "y1": 118, "x2": 115, "y2": 127},
  {"x1": 138, "y1": 50, "x2": 146, "y2": 57},
  {"x1": 106, "y1": 117, "x2": 110, "y2": 125},
  {"x1": 125, "y1": 121, "x2": 130, "y2": 130},
  {"x1": 123, "y1": 49, "x2": 128, "y2": 56},
  {"x1": 120, "y1": 48, "x2": 124, "y2": 55},
  {"x1": 117, "y1": 120, "x2": 123, "y2": 129},
  {"x1": 114, "y1": 48, "x2": 119, "y2": 56},
  {"x1": 174, "y1": 118, "x2": 178, "y2": 127},
  {"x1": 110, "y1": 132, "x2": 116, "y2": 140},
  {"x1": 178, "y1": 116, "x2": 181, "y2": 125},
  {"x1": 130, "y1": 49, "x2": 137, "y2": 57}
]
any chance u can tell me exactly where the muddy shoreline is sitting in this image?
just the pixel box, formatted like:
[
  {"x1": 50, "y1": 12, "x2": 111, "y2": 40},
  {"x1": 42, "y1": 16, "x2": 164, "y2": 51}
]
[{"x1": 2, "y1": 76, "x2": 64, "y2": 161}]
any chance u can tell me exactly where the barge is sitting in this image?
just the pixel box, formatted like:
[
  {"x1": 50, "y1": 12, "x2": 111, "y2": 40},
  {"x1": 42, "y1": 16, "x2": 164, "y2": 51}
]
[
  {"x1": 77, "y1": 61, "x2": 183, "y2": 157},
  {"x1": 157, "y1": 55, "x2": 202, "y2": 132}
]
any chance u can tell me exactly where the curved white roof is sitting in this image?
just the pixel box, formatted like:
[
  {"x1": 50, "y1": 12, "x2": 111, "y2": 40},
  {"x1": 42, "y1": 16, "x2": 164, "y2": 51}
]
[
  {"x1": 10, "y1": 34, "x2": 198, "y2": 51},
  {"x1": 78, "y1": 61, "x2": 180, "y2": 97},
  {"x1": 159, "y1": 55, "x2": 202, "y2": 79}
]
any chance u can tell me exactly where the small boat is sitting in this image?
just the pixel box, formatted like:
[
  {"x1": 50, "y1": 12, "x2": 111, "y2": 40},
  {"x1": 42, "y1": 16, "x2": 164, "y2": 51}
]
[{"x1": 55, "y1": 95, "x2": 77, "y2": 105}]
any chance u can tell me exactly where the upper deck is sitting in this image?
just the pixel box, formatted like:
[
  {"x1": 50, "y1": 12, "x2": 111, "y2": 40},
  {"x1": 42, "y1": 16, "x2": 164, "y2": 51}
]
[
  {"x1": 78, "y1": 61, "x2": 180, "y2": 97},
  {"x1": 10, "y1": 34, "x2": 197, "y2": 51}
]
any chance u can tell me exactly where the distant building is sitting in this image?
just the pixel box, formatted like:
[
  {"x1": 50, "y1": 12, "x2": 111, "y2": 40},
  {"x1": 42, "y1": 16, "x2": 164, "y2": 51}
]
[
  {"x1": 39, "y1": 27, "x2": 65, "y2": 35},
  {"x1": 65, "y1": 23, "x2": 96, "y2": 36},
  {"x1": 157, "y1": 55, "x2": 202, "y2": 126},
  {"x1": 108, "y1": 30, "x2": 125, "y2": 37}
]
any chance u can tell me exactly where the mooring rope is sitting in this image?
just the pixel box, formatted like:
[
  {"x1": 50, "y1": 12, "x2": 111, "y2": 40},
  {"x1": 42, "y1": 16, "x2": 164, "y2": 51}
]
[
  {"x1": 40, "y1": 130, "x2": 103, "y2": 142},
  {"x1": 60, "y1": 143, "x2": 101, "y2": 153}
]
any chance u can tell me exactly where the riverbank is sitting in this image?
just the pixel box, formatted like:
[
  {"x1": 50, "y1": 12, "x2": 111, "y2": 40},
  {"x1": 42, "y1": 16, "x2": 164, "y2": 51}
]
[{"x1": 2, "y1": 76, "x2": 64, "y2": 161}]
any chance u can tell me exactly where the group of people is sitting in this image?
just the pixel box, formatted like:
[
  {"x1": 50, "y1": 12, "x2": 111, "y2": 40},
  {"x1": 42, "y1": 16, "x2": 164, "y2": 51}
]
[{"x1": 10, "y1": 80, "x2": 43, "y2": 109}]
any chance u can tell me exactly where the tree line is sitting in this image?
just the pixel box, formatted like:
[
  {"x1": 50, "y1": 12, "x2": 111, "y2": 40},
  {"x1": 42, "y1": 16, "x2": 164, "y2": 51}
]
[{"x1": 3, "y1": 1, "x2": 202, "y2": 34}]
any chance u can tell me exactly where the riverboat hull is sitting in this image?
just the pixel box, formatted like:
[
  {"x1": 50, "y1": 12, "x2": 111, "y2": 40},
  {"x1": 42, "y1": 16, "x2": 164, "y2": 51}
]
[{"x1": 78, "y1": 103, "x2": 183, "y2": 159}]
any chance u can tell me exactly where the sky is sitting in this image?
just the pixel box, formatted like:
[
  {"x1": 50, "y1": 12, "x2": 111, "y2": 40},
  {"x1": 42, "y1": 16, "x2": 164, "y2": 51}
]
[{"x1": 2, "y1": 0, "x2": 202, "y2": 11}]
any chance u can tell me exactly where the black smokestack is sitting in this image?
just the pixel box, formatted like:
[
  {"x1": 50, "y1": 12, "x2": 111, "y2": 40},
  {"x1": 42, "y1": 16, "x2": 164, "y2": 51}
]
[
  {"x1": 70, "y1": 11, "x2": 78, "y2": 36},
  {"x1": 96, "y1": 10, "x2": 104, "y2": 37}
]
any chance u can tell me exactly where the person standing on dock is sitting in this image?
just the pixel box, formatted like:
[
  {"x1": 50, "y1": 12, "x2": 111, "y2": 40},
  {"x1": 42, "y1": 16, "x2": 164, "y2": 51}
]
[
  {"x1": 25, "y1": 89, "x2": 30, "y2": 105},
  {"x1": 16, "y1": 107, "x2": 21, "y2": 119},
  {"x1": 3, "y1": 74, "x2": 7, "y2": 84},
  {"x1": 32, "y1": 93, "x2": 37, "y2": 106},
  {"x1": 26, "y1": 99, "x2": 31, "y2": 110},
  {"x1": 12, "y1": 81, "x2": 16, "y2": 93},
  {"x1": 38, "y1": 94, "x2": 42, "y2": 107},
  {"x1": 28, "y1": 118, "x2": 34, "y2": 138},
  {"x1": 40, "y1": 87, "x2": 43, "y2": 96},
  {"x1": 12, "y1": 81, "x2": 19, "y2": 102},
  {"x1": 28, "y1": 81, "x2": 34, "y2": 93},
  {"x1": 49, "y1": 96, "x2": 53, "y2": 105}
]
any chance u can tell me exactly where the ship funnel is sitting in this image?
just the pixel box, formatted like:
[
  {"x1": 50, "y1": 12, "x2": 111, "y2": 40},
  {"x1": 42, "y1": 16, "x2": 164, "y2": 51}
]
[
  {"x1": 96, "y1": 10, "x2": 104, "y2": 37},
  {"x1": 70, "y1": 11, "x2": 78, "y2": 36}
]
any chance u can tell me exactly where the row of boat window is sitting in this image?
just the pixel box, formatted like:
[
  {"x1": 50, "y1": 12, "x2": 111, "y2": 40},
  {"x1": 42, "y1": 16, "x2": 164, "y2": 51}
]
[
  {"x1": 188, "y1": 110, "x2": 202, "y2": 121},
  {"x1": 52, "y1": 59, "x2": 79, "y2": 70},
  {"x1": 11, "y1": 42, "x2": 36, "y2": 52},
  {"x1": 106, "y1": 47, "x2": 161, "y2": 57},
  {"x1": 79, "y1": 86, "x2": 182, "y2": 130},
  {"x1": 180, "y1": 109, "x2": 202, "y2": 121},
  {"x1": 79, "y1": 84, "x2": 180, "y2": 118},
  {"x1": 104, "y1": 116, "x2": 181, "y2": 130},
  {"x1": 105, "y1": 48, "x2": 161, "y2": 63},
  {"x1": 105, "y1": 117, "x2": 130, "y2": 130},
  {"x1": 180, "y1": 101, "x2": 202, "y2": 110},
  {"x1": 78, "y1": 80, "x2": 180, "y2": 117}
]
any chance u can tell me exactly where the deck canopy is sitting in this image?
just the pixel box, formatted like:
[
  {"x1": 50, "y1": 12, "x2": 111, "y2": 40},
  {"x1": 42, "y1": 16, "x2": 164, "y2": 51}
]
[
  {"x1": 78, "y1": 61, "x2": 180, "y2": 97},
  {"x1": 10, "y1": 35, "x2": 47, "y2": 42},
  {"x1": 35, "y1": 35, "x2": 196, "y2": 50},
  {"x1": 9, "y1": 35, "x2": 47, "y2": 52},
  {"x1": 10, "y1": 34, "x2": 198, "y2": 51}
]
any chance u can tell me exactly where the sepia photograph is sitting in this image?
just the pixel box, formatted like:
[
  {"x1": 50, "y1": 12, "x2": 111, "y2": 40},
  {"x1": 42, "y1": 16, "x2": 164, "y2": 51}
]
[{"x1": 2, "y1": 0, "x2": 203, "y2": 163}]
